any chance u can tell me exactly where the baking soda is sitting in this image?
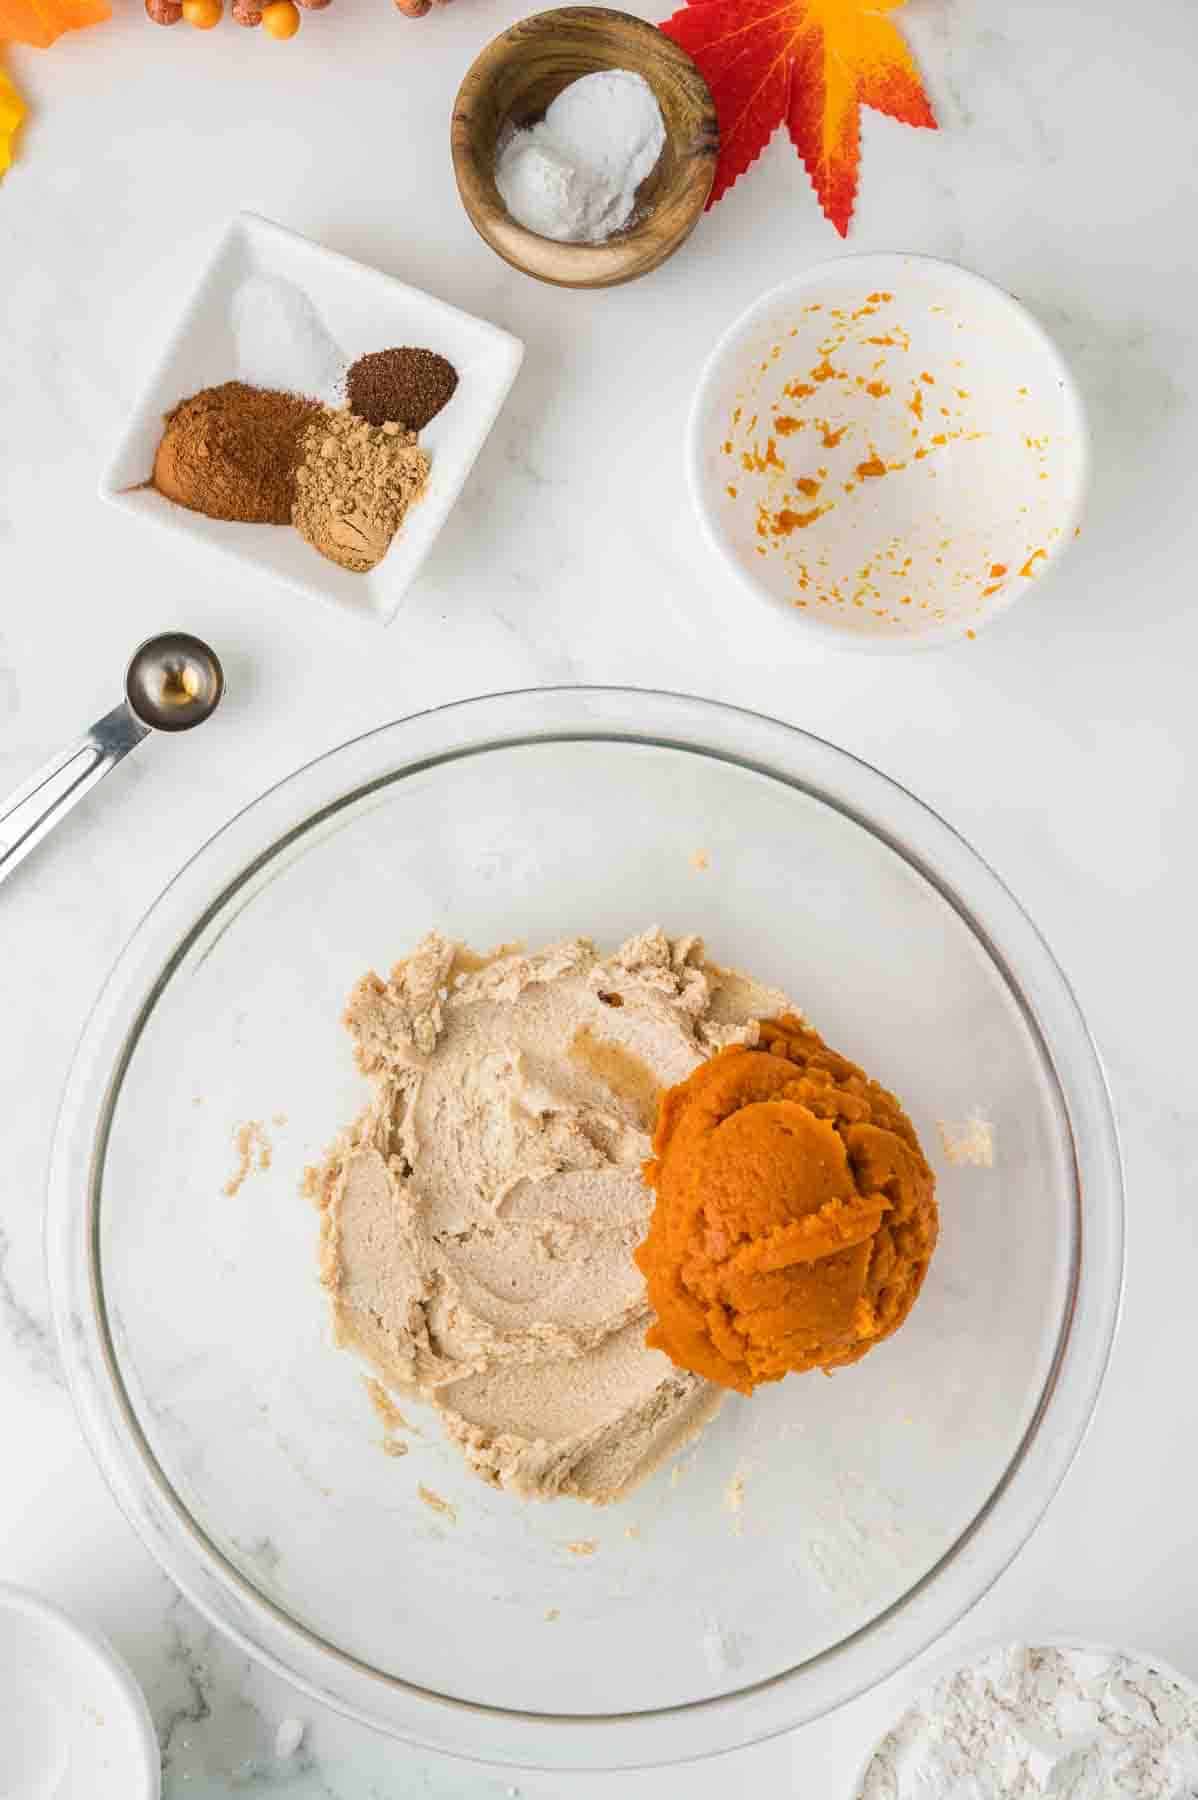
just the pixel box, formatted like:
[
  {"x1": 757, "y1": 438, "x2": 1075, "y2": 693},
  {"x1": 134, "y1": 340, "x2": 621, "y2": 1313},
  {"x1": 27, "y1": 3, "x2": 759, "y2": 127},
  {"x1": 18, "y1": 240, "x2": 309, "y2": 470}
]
[
  {"x1": 232, "y1": 274, "x2": 344, "y2": 404},
  {"x1": 494, "y1": 70, "x2": 665, "y2": 244}
]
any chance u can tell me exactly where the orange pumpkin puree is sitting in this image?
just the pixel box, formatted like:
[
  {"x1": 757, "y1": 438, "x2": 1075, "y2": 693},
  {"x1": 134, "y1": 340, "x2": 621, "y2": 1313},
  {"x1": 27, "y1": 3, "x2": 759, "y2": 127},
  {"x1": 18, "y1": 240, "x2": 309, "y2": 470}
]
[{"x1": 634, "y1": 1016, "x2": 937, "y2": 1395}]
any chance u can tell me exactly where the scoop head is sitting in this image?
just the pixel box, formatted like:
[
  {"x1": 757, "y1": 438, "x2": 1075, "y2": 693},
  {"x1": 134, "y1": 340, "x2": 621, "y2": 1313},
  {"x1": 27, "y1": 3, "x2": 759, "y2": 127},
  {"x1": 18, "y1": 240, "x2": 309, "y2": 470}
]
[{"x1": 125, "y1": 634, "x2": 224, "y2": 733}]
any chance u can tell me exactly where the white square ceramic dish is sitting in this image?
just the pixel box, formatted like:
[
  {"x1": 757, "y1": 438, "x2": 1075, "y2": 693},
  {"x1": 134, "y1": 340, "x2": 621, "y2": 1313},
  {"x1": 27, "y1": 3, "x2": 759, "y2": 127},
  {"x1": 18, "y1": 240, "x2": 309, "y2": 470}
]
[{"x1": 100, "y1": 213, "x2": 524, "y2": 626}]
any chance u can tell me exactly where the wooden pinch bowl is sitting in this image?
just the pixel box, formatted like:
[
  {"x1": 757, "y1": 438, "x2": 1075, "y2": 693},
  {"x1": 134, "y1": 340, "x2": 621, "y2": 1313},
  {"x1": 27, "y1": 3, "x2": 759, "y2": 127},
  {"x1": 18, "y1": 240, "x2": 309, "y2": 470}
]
[{"x1": 451, "y1": 6, "x2": 718, "y2": 290}]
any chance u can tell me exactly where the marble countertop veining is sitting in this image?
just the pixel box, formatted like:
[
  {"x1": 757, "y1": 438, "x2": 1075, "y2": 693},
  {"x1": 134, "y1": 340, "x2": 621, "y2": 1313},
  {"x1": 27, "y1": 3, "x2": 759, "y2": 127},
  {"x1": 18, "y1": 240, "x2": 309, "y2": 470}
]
[{"x1": 3, "y1": 0, "x2": 1197, "y2": 1793}]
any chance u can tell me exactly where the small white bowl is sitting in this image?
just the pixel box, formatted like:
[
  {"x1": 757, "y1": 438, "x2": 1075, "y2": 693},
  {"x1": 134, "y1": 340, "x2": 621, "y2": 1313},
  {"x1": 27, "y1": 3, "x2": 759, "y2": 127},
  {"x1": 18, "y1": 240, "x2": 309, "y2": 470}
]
[
  {"x1": 687, "y1": 254, "x2": 1089, "y2": 651},
  {"x1": 851, "y1": 1637, "x2": 1198, "y2": 1797},
  {"x1": 0, "y1": 1583, "x2": 160, "y2": 1798},
  {"x1": 101, "y1": 213, "x2": 524, "y2": 628}
]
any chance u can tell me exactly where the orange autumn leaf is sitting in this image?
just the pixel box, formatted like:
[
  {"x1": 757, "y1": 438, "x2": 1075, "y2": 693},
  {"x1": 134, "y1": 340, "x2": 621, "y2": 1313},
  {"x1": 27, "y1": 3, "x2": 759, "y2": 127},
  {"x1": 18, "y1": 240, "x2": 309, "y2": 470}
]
[
  {"x1": 1, "y1": 57, "x2": 24, "y2": 173},
  {"x1": 659, "y1": 0, "x2": 936, "y2": 235},
  {"x1": 0, "y1": 0, "x2": 108, "y2": 48}
]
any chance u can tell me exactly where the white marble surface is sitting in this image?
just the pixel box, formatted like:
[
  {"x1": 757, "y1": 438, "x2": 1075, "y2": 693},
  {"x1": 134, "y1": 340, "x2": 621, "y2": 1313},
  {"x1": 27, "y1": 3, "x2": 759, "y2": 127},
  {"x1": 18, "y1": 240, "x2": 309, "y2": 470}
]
[{"x1": 2, "y1": 0, "x2": 1196, "y2": 1791}]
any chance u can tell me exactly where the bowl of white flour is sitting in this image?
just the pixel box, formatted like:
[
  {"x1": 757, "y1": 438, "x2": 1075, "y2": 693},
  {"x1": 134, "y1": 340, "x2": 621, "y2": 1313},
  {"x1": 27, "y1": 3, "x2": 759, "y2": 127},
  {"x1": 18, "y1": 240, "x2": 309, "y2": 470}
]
[{"x1": 854, "y1": 1640, "x2": 1198, "y2": 1800}]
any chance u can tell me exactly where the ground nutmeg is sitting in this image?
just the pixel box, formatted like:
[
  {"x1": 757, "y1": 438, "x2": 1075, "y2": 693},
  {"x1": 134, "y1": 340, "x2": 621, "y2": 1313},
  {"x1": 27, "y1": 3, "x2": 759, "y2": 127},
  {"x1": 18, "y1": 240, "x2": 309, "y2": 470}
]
[{"x1": 346, "y1": 347, "x2": 458, "y2": 430}]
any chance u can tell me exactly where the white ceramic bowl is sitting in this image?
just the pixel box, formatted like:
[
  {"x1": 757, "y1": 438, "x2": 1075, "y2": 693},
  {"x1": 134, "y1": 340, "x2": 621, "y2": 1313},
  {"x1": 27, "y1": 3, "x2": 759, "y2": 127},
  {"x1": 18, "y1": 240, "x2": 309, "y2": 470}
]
[
  {"x1": 687, "y1": 254, "x2": 1089, "y2": 651},
  {"x1": 851, "y1": 1638, "x2": 1198, "y2": 1797},
  {"x1": 100, "y1": 212, "x2": 523, "y2": 628},
  {"x1": 0, "y1": 1584, "x2": 159, "y2": 1799}
]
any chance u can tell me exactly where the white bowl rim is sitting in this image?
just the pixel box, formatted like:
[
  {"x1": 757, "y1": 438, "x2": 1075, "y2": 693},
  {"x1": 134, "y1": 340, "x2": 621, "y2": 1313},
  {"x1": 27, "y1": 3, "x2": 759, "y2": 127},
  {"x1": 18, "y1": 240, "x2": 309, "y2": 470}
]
[
  {"x1": 685, "y1": 252, "x2": 1092, "y2": 655},
  {"x1": 0, "y1": 1581, "x2": 160, "y2": 1797}
]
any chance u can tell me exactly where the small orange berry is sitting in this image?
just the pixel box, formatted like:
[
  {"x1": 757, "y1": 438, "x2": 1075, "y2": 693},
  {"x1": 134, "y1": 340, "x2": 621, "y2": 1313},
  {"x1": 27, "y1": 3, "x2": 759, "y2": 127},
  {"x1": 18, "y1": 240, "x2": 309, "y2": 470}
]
[{"x1": 261, "y1": 0, "x2": 299, "y2": 34}]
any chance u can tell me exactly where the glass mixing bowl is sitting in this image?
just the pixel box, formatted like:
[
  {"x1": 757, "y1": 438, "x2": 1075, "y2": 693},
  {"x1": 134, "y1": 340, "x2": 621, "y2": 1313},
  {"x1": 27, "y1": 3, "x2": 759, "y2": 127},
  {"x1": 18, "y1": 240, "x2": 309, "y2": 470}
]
[{"x1": 47, "y1": 690, "x2": 1123, "y2": 1769}]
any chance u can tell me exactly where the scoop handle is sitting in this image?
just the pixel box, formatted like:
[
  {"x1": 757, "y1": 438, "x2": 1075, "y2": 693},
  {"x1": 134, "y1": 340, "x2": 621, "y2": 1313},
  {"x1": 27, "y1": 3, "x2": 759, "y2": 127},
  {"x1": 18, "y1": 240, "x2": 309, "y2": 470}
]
[{"x1": 0, "y1": 703, "x2": 150, "y2": 890}]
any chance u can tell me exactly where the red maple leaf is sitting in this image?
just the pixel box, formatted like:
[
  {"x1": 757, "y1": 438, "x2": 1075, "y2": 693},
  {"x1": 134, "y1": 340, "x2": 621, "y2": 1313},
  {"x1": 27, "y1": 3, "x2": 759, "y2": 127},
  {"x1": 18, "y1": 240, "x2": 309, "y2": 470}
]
[{"x1": 660, "y1": 0, "x2": 936, "y2": 235}]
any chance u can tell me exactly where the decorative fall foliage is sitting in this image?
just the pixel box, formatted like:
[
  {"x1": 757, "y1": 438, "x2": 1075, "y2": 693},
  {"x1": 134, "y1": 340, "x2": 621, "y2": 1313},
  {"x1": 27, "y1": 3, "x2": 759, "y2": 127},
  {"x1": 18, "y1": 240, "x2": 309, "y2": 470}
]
[
  {"x1": 0, "y1": 57, "x2": 23, "y2": 174},
  {"x1": 659, "y1": 0, "x2": 936, "y2": 235},
  {"x1": 0, "y1": 0, "x2": 108, "y2": 48}
]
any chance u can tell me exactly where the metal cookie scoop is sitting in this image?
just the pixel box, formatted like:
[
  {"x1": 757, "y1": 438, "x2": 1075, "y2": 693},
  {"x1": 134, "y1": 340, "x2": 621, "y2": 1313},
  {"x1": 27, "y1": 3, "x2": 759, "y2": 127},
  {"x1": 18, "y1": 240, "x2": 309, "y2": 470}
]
[{"x1": 0, "y1": 633, "x2": 224, "y2": 890}]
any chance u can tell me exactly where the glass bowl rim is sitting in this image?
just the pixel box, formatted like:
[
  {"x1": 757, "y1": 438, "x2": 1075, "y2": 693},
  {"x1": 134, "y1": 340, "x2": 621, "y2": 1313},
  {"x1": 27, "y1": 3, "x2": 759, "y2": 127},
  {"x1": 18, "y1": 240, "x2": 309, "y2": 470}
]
[{"x1": 46, "y1": 685, "x2": 1124, "y2": 1770}]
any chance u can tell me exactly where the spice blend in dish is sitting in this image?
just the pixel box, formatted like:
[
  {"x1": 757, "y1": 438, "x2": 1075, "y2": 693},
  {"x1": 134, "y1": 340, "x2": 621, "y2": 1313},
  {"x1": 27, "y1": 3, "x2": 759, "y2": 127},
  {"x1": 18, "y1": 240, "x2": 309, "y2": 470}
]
[
  {"x1": 152, "y1": 382, "x2": 317, "y2": 524},
  {"x1": 636, "y1": 1015, "x2": 937, "y2": 1394},
  {"x1": 308, "y1": 929, "x2": 789, "y2": 1503},
  {"x1": 346, "y1": 347, "x2": 459, "y2": 430},
  {"x1": 149, "y1": 332, "x2": 454, "y2": 573}
]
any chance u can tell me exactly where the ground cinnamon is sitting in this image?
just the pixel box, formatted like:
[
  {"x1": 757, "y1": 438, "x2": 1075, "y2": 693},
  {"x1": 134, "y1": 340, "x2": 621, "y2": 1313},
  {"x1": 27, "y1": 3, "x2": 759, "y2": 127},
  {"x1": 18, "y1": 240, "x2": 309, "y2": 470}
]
[{"x1": 152, "y1": 382, "x2": 317, "y2": 524}]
